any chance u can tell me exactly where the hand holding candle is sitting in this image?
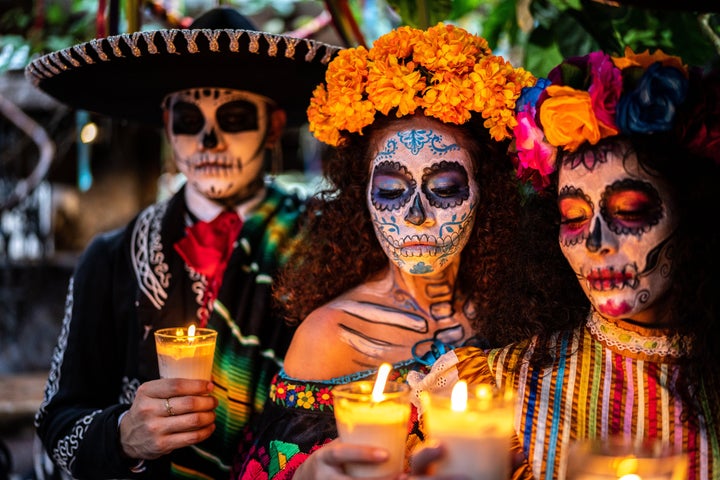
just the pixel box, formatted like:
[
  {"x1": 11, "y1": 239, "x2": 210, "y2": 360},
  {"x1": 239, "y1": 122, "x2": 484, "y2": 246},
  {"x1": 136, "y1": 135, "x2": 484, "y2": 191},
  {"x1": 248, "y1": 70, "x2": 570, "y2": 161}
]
[
  {"x1": 423, "y1": 381, "x2": 515, "y2": 480},
  {"x1": 332, "y1": 363, "x2": 411, "y2": 478},
  {"x1": 154, "y1": 325, "x2": 217, "y2": 380}
]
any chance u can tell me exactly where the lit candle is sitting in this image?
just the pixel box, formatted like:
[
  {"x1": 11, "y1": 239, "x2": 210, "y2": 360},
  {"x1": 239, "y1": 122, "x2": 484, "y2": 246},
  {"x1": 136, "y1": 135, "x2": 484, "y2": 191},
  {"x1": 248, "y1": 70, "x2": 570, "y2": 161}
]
[
  {"x1": 333, "y1": 363, "x2": 411, "y2": 478},
  {"x1": 424, "y1": 382, "x2": 515, "y2": 479},
  {"x1": 154, "y1": 325, "x2": 217, "y2": 380},
  {"x1": 566, "y1": 438, "x2": 688, "y2": 480}
]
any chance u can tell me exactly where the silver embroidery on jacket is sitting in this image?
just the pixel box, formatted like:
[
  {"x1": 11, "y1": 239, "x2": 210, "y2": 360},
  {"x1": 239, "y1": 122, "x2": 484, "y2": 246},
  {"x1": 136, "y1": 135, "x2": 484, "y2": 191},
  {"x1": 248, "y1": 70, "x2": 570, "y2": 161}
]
[
  {"x1": 131, "y1": 201, "x2": 170, "y2": 309},
  {"x1": 34, "y1": 278, "x2": 74, "y2": 427},
  {"x1": 52, "y1": 410, "x2": 101, "y2": 475}
]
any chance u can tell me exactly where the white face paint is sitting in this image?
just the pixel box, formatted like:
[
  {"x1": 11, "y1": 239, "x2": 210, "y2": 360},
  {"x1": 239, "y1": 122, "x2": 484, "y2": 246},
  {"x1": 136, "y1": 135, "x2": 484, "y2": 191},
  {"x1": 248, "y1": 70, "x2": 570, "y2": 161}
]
[
  {"x1": 164, "y1": 88, "x2": 271, "y2": 203},
  {"x1": 367, "y1": 122, "x2": 478, "y2": 275},
  {"x1": 557, "y1": 143, "x2": 679, "y2": 322}
]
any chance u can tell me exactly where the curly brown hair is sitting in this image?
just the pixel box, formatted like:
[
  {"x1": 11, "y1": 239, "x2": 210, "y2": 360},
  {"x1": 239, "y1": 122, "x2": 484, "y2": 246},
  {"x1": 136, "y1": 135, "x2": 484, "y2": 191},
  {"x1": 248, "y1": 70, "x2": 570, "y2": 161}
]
[{"x1": 274, "y1": 113, "x2": 587, "y2": 348}]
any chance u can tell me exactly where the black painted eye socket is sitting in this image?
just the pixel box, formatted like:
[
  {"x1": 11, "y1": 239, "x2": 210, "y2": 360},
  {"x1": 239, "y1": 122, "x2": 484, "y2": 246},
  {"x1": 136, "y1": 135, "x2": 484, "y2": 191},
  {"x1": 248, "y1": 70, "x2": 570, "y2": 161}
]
[
  {"x1": 421, "y1": 161, "x2": 470, "y2": 209},
  {"x1": 370, "y1": 161, "x2": 416, "y2": 212},
  {"x1": 601, "y1": 179, "x2": 663, "y2": 235},
  {"x1": 171, "y1": 101, "x2": 204, "y2": 135},
  {"x1": 217, "y1": 100, "x2": 259, "y2": 133}
]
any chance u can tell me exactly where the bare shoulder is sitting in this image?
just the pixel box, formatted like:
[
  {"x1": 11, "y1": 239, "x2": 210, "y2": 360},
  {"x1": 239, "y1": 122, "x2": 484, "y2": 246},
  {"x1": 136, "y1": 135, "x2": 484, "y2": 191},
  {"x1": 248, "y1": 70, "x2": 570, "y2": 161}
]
[{"x1": 283, "y1": 301, "x2": 355, "y2": 380}]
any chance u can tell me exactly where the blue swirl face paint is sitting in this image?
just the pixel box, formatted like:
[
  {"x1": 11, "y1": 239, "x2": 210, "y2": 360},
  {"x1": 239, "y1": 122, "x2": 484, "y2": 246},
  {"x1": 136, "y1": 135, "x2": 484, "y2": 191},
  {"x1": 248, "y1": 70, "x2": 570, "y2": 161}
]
[{"x1": 368, "y1": 123, "x2": 478, "y2": 275}]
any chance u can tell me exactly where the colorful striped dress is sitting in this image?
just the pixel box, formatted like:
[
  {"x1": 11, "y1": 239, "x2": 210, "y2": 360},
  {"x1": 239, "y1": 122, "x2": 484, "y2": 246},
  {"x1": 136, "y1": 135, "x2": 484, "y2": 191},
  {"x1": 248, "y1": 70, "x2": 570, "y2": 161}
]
[{"x1": 412, "y1": 310, "x2": 719, "y2": 480}]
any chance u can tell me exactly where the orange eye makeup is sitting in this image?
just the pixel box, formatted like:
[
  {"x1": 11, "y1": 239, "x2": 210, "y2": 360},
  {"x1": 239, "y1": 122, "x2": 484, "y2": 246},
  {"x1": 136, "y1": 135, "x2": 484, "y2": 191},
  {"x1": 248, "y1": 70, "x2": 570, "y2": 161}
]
[
  {"x1": 558, "y1": 186, "x2": 593, "y2": 246},
  {"x1": 601, "y1": 179, "x2": 663, "y2": 235}
]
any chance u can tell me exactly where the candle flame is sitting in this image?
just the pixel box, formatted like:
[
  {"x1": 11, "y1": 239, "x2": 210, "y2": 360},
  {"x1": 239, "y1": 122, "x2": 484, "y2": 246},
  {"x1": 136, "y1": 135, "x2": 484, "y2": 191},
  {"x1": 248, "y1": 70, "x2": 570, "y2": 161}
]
[
  {"x1": 616, "y1": 456, "x2": 639, "y2": 477},
  {"x1": 371, "y1": 363, "x2": 392, "y2": 402},
  {"x1": 188, "y1": 324, "x2": 196, "y2": 337},
  {"x1": 451, "y1": 380, "x2": 468, "y2": 412},
  {"x1": 175, "y1": 328, "x2": 184, "y2": 337}
]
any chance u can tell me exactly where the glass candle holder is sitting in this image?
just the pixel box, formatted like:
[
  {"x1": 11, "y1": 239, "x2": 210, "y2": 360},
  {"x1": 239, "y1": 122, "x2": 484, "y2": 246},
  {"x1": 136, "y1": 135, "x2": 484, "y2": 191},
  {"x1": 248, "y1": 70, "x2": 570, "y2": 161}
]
[
  {"x1": 333, "y1": 380, "x2": 411, "y2": 478},
  {"x1": 423, "y1": 383, "x2": 515, "y2": 480},
  {"x1": 154, "y1": 327, "x2": 217, "y2": 381},
  {"x1": 566, "y1": 436, "x2": 688, "y2": 480}
]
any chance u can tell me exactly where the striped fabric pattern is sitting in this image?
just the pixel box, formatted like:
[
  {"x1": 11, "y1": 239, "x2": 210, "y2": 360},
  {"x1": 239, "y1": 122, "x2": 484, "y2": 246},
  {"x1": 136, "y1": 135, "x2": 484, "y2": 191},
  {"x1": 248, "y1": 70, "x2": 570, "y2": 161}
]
[
  {"x1": 170, "y1": 185, "x2": 302, "y2": 479},
  {"x1": 455, "y1": 314, "x2": 719, "y2": 480}
]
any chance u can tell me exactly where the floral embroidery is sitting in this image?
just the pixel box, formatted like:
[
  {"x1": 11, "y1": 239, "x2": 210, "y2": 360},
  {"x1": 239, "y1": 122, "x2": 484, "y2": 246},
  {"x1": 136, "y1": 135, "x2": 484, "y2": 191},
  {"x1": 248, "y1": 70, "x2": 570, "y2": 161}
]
[{"x1": 270, "y1": 365, "x2": 429, "y2": 411}]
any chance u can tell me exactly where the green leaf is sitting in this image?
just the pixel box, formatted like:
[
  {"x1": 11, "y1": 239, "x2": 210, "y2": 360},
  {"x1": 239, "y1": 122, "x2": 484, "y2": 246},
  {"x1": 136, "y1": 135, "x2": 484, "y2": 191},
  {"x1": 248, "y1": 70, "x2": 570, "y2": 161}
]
[{"x1": 387, "y1": 0, "x2": 454, "y2": 28}]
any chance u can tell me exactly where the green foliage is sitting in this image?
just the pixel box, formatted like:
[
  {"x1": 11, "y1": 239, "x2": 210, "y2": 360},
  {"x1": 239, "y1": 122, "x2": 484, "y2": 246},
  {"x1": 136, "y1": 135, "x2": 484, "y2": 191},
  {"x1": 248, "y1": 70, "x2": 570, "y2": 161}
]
[
  {"x1": 525, "y1": 0, "x2": 719, "y2": 71},
  {"x1": 386, "y1": 0, "x2": 454, "y2": 28},
  {"x1": 478, "y1": 0, "x2": 521, "y2": 50}
]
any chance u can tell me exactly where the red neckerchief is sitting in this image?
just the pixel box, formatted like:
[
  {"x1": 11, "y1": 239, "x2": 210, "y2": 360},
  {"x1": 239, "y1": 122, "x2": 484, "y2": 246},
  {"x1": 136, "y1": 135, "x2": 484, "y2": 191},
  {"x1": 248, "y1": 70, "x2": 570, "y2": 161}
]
[{"x1": 173, "y1": 210, "x2": 242, "y2": 326}]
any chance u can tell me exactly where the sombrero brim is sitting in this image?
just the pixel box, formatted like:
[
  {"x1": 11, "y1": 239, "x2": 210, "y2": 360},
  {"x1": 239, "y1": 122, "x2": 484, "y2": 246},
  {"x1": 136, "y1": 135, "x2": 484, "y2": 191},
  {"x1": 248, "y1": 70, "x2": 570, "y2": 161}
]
[{"x1": 25, "y1": 29, "x2": 342, "y2": 128}]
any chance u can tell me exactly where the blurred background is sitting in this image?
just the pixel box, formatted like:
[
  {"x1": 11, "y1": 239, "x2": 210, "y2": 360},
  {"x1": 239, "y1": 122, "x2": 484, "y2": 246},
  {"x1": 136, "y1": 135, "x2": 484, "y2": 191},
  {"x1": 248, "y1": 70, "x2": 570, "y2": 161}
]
[{"x1": 1, "y1": 0, "x2": 718, "y2": 478}]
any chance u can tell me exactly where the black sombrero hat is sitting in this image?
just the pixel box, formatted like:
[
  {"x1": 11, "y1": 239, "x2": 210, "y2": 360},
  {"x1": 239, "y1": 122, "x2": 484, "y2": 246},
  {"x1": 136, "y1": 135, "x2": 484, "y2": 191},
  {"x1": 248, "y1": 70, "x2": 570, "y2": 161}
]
[{"x1": 24, "y1": 7, "x2": 342, "y2": 128}]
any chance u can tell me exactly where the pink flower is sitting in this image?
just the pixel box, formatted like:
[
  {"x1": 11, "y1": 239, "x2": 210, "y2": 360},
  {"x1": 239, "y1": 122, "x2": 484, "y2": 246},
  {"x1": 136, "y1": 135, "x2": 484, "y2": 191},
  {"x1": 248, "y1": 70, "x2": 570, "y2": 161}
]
[
  {"x1": 587, "y1": 51, "x2": 622, "y2": 137},
  {"x1": 513, "y1": 110, "x2": 557, "y2": 189}
]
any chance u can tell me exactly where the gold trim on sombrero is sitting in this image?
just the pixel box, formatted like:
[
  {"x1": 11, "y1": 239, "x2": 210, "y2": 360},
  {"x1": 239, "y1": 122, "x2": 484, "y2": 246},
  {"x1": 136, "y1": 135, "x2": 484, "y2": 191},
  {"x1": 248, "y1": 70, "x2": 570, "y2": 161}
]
[{"x1": 26, "y1": 29, "x2": 340, "y2": 86}]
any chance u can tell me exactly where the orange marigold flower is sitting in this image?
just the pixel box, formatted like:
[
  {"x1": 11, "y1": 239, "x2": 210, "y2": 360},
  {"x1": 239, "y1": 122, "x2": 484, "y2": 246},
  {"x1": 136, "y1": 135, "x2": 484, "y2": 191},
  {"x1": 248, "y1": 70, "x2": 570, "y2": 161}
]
[
  {"x1": 306, "y1": 22, "x2": 529, "y2": 145},
  {"x1": 611, "y1": 47, "x2": 686, "y2": 74},
  {"x1": 367, "y1": 56, "x2": 424, "y2": 116},
  {"x1": 369, "y1": 25, "x2": 420, "y2": 62}
]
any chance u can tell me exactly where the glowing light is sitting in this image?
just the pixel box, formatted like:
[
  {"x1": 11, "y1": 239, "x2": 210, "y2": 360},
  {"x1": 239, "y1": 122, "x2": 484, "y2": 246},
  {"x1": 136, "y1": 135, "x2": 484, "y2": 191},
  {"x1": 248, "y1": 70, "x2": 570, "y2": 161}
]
[
  {"x1": 372, "y1": 363, "x2": 392, "y2": 402},
  {"x1": 451, "y1": 380, "x2": 468, "y2": 412},
  {"x1": 80, "y1": 122, "x2": 98, "y2": 143}
]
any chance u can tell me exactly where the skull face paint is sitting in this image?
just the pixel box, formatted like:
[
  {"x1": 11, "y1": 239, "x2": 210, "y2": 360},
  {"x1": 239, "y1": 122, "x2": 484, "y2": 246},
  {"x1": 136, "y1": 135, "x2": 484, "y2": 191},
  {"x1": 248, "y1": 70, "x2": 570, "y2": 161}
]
[
  {"x1": 368, "y1": 124, "x2": 478, "y2": 275},
  {"x1": 557, "y1": 144, "x2": 679, "y2": 321},
  {"x1": 164, "y1": 88, "x2": 270, "y2": 202}
]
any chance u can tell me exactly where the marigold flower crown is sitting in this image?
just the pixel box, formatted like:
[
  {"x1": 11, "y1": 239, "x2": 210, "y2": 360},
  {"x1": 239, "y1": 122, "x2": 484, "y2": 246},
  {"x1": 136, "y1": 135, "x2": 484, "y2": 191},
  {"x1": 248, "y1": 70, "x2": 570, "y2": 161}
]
[
  {"x1": 513, "y1": 47, "x2": 720, "y2": 191},
  {"x1": 307, "y1": 23, "x2": 536, "y2": 147}
]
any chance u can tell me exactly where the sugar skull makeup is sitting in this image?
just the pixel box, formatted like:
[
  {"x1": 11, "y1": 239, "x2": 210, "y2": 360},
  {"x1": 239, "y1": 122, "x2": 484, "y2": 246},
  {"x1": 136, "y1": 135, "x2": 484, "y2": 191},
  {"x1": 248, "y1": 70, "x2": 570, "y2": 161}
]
[
  {"x1": 557, "y1": 143, "x2": 679, "y2": 320},
  {"x1": 368, "y1": 124, "x2": 478, "y2": 275},
  {"x1": 164, "y1": 88, "x2": 271, "y2": 202}
]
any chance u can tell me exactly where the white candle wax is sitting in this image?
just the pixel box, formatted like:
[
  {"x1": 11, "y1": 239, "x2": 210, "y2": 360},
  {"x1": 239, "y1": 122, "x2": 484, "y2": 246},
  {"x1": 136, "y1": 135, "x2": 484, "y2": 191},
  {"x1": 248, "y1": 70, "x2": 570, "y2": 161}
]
[
  {"x1": 155, "y1": 327, "x2": 217, "y2": 380},
  {"x1": 333, "y1": 380, "x2": 411, "y2": 478},
  {"x1": 424, "y1": 383, "x2": 515, "y2": 480}
]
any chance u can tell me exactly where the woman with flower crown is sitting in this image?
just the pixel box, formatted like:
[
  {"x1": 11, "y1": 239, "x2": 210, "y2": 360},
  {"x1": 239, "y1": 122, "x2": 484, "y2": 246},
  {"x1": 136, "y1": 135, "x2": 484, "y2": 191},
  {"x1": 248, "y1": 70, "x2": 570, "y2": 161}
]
[
  {"x1": 408, "y1": 49, "x2": 720, "y2": 479},
  {"x1": 232, "y1": 23, "x2": 588, "y2": 479}
]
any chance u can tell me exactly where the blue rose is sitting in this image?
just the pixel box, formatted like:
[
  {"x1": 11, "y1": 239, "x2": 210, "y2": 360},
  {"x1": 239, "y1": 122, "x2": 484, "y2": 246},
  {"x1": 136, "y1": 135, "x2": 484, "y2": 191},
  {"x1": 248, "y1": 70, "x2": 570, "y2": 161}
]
[
  {"x1": 616, "y1": 62, "x2": 688, "y2": 134},
  {"x1": 516, "y1": 78, "x2": 551, "y2": 113}
]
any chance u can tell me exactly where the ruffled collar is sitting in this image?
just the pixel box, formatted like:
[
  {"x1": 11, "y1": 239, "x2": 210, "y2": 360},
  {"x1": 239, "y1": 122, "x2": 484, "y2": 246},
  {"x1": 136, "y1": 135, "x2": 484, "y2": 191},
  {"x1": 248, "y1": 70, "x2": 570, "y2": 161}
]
[{"x1": 585, "y1": 310, "x2": 692, "y2": 361}]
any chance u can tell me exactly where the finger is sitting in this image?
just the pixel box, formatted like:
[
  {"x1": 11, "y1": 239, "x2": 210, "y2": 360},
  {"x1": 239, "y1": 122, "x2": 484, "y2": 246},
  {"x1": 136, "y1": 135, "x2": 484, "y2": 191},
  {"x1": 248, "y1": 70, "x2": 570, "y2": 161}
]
[
  {"x1": 161, "y1": 423, "x2": 216, "y2": 452},
  {"x1": 165, "y1": 410, "x2": 216, "y2": 434},
  {"x1": 140, "y1": 378, "x2": 214, "y2": 398},
  {"x1": 160, "y1": 394, "x2": 217, "y2": 417},
  {"x1": 409, "y1": 443, "x2": 445, "y2": 474}
]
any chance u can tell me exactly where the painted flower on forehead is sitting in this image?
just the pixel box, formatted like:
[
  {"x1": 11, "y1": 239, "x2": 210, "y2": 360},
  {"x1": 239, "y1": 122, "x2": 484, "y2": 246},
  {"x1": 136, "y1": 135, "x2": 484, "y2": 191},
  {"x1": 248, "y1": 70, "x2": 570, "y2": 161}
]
[{"x1": 307, "y1": 22, "x2": 535, "y2": 146}]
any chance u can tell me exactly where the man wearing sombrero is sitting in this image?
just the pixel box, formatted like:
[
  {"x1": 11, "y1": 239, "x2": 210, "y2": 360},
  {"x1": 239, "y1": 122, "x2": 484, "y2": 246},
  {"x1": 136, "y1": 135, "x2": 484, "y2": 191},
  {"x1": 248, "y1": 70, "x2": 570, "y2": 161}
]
[{"x1": 25, "y1": 8, "x2": 340, "y2": 479}]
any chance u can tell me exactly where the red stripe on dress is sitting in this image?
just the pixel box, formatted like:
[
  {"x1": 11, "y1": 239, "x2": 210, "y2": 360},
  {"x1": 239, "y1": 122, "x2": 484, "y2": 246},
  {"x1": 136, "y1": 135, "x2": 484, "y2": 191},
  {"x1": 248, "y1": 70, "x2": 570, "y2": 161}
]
[{"x1": 647, "y1": 362, "x2": 658, "y2": 438}]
